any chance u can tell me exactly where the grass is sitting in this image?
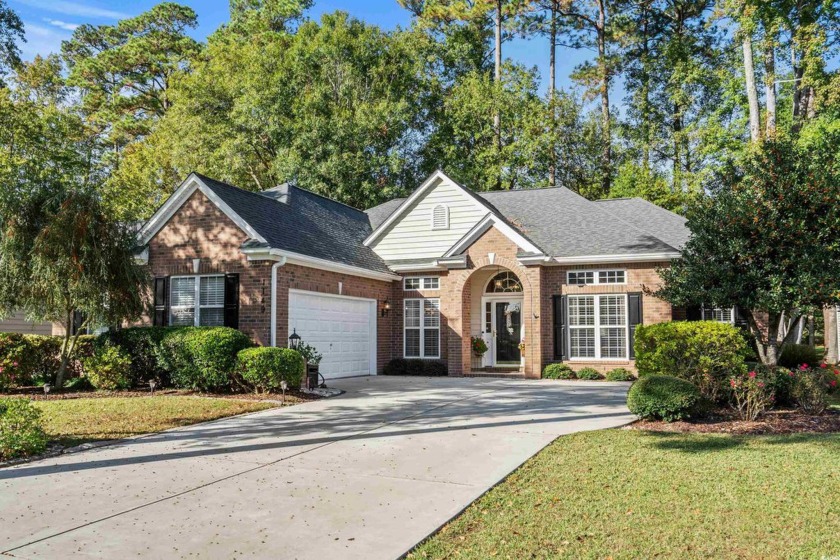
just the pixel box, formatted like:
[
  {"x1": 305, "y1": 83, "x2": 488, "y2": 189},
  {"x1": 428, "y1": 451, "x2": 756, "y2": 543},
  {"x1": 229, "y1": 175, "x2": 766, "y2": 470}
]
[
  {"x1": 33, "y1": 396, "x2": 274, "y2": 448},
  {"x1": 410, "y1": 429, "x2": 840, "y2": 560}
]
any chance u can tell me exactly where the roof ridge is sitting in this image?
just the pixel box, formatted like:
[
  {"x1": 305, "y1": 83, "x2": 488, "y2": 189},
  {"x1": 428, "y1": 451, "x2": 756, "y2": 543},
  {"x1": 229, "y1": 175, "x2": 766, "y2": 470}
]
[
  {"x1": 286, "y1": 183, "x2": 369, "y2": 215},
  {"x1": 478, "y1": 185, "x2": 570, "y2": 195}
]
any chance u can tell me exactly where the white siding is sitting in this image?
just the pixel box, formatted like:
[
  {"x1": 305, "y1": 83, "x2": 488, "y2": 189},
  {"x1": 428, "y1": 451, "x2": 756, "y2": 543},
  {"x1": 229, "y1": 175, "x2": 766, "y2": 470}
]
[
  {"x1": 0, "y1": 311, "x2": 58, "y2": 336},
  {"x1": 371, "y1": 177, "x2": 488, "y2": 260}
]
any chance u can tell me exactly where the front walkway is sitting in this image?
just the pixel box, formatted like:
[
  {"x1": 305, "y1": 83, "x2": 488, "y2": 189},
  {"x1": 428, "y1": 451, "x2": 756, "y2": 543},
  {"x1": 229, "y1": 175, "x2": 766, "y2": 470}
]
[{"x1": 0, "y1": 377, "x2": 634, "y2": 560}]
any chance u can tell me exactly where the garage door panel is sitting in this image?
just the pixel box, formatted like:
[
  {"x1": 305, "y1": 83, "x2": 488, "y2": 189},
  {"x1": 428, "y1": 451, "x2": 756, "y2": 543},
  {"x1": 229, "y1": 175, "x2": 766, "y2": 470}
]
[{"x1": 288, "y1": 291, "x2": 375, "y2": 380}]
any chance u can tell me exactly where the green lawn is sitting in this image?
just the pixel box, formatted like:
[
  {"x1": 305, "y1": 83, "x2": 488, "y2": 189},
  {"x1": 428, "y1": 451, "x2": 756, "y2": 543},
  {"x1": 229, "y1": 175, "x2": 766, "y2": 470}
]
[
  {"x1": 33, "y1": 396, "x2": 274, "y2": 448},
  {"x1": 410, "y1": 429, "x2": 840, "y2": 560}
]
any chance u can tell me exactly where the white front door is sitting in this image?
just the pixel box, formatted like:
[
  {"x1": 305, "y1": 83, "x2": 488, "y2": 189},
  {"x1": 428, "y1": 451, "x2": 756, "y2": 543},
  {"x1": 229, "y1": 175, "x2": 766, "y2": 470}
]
[
  {"x1": 288, "y1": 290, "x2": 377, "y2": 379},
  {"x1": 481, "y1": 297, "x2": 524, "y2": 367}
]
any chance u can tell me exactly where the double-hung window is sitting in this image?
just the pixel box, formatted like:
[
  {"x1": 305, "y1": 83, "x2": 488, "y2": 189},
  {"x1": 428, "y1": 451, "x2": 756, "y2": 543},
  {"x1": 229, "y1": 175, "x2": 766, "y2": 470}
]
[
  {"x1": 404, "y1": 298, "x2": 440, "y2": 358},
  {"x1": 567, "y1": 269, "x2": 626, "y2": 285},
  {"x1": 568, "y1": 294, "x2": 627, "y2": 359},
  {"x1": 170, "y1": 275, "x2": 225, "y2": 327},
  {"x1": 702, "y1": 306, "x2": 734, "y2": 324}
]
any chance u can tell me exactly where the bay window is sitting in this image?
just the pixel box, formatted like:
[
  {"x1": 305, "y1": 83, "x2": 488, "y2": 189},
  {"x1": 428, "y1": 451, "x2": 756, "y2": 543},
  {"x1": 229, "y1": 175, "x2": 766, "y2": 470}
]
[{"x1": 404, "y1": 298, "x2": 440, "y2": 358}]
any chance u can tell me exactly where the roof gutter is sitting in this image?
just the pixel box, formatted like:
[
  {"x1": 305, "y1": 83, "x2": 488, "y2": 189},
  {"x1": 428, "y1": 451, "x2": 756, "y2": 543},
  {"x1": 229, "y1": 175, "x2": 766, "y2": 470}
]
[
  {"x1": 242, "y1": 247, "x2": 401, "y2": 282},
  {"x1": 550, "y1": 252, "x2": 681, "y2": 265}
]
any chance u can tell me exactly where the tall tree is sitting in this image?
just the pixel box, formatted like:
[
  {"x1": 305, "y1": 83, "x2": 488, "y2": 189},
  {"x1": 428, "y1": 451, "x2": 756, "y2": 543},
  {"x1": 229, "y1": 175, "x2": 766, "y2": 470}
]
[
  {"x1": 0, "y1": 0, "x2": 23, "y2": 86},
  {"x1": 61, "y1": 3, "x2": 201, "y2": 163}
]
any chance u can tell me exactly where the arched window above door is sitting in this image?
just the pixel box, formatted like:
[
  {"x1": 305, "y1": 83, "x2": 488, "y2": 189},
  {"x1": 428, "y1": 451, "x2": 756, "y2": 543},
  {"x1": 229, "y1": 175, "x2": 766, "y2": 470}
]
[{"x1": 485, "y1": 271, "x2": 523, "y2": 293}]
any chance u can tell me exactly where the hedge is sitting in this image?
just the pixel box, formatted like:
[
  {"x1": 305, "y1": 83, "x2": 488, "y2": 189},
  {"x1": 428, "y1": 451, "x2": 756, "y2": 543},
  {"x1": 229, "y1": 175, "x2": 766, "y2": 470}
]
[
  {"x1": 542, "y1": 363, "x2": 575, "y2": 379},
  {"x1": 237, "y1": 347, "x2": 305, "y2": 392},
  {"x1": 383, "y1": 358, "x2": 448, "y2": 376},
  {"x1": 634, "y1": 321, "x2": 748, "y2": 402},
  {"x1": 778, "y1": 344, "x2": 821, "y2": 369},
  {"x1": 627, "y1": 375, "x2": 702, "y2": 422},
  {"x1": 0, "y1": 332, "x2": 95, "y2": 388},
  {"x1": 82, "y1": 344, "x2": 133, "y2": 390},
  {"x1": 158, "y1": 327, "x2": 254, "y2": 392}
]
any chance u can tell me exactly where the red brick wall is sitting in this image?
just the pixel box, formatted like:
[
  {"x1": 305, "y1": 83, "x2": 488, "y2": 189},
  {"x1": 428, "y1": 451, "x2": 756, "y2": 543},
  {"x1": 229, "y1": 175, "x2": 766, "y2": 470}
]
[{"x1": 145, "y1": 190, "x2": 396, "y2": 372}]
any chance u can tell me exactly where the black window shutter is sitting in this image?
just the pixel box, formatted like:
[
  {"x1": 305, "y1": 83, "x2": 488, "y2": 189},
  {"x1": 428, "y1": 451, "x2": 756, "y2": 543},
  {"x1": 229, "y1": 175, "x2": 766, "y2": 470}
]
[
  {"x1": 628, "y1": 292, "x2": 643, "y2": 359},
  {"x1": 153, "y1": 277, "x2": 169, "y2": 326},
  {"x1": 224, "y1": 273, "x2": 240, "y2": 329},
  {"x1": 553, "y1": 295, "x2": 567, "y2": 360},
  {"x1": 72, "y1": 311, "x2": 87, "y2": 335}
]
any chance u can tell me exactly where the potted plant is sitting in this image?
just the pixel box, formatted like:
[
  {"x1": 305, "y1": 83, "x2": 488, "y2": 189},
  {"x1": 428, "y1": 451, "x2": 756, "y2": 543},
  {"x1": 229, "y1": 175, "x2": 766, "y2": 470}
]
[{"x1": 471, "y1": 336, "x2": 488, "y2": 357}]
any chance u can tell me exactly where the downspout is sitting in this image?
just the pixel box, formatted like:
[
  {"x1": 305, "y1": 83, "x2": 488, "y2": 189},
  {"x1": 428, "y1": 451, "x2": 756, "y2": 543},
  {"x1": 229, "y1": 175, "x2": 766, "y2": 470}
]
[{"x1": 270, "y1": 257, "x2": 287, "y2": 347}]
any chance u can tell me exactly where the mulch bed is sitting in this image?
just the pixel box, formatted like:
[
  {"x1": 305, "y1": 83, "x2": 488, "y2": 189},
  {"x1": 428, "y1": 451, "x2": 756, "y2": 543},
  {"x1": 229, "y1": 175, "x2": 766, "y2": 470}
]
[
  {"x1": 628, "y1": 407, "x2": 840, "y2": 435},
  {"x1": 0, "y1": 386, "x2": 320, "y2": 404}
]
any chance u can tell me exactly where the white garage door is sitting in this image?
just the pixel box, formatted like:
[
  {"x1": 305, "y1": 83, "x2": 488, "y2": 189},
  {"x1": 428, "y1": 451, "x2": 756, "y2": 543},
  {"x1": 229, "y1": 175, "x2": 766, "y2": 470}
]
[{"x1": 288, "y1": 290, "x2": 376, "y2": 379}]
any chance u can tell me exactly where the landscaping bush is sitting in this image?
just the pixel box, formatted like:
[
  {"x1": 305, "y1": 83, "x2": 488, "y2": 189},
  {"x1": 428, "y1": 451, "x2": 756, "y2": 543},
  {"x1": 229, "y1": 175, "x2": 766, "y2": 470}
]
[
  {"x1": 605, "y1": 367, "x2": 635, "y2": 382},
  {"x1": 761, "y1": 365, "x2": 795, "y2": 407},
  {"x1": 0, "y1": 333, "x2": 95, "y2": 387},
  {"x1": 160, "y1": 327, "x2": 254, "y2": 392},
  {"x1": 296, "y1": 341, "x2": 322, "y2": 365},
  {"x1": 82, "y1": 344, "x2": 133, "y2": 390},
  {"x1": 576, "y1": 367, "x2": 602, "y2": 380},
  {"x1": 729, "y1": 370, "x2": 775, "y2": 420},
  {"x1": 383, "y1": 358, "x2": 448, "y2": 376},
  {"x1": 237, "y1": 347, "x2": 305, "y2": 392},
  {"x1": 634, "y1": 321, "x2": 748, "y2": 402},
  {"x1": 0, "y1": 333, "x2": 31, "y2": 389},
  {"x1": 0, "y1": 398, "x2": 47, "y2": 460},
  {"x1": 100, "y1": 327, "x2": 170, "y2": 385},
  {"x1": 778, "y1": 344, "x2": 820, "y2": 369},
  {"x1": 789, "y1": 366, "x2": 835, "y2": 415},
  {"x1": 627, "y1": 375, "x2": 702, "y2": 422},
  {"x1": 542, "y1": 363, "x2": 575, "y2": 379}
]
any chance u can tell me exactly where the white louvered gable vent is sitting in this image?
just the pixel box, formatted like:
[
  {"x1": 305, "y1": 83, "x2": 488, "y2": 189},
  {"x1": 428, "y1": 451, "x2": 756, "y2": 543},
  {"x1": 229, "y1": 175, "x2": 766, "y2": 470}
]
[{"x1": 431, "y1": 204, "x2": 449, "y2": 230}]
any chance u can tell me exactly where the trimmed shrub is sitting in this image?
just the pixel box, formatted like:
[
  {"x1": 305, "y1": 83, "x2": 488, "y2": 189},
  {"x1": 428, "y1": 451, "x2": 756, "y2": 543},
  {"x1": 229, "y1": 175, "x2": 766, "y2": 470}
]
[
  {"x1": 605, "y1": 367, "x2": 635, "y2": 382},
  {"x1": 383, "y1": 358, "x2": 448, "y2": 376},
  {"x1": 762, "y1": 365, "x2": 795, "y2": 407},
  {"x1": 0, "y1": 333, "x2": 31, "y2": 389},
  {"x1": 542, "y1": 363, "x2": 575, "y2": 379},
  {"x1": 627, "y1": 375, "x2": 702, "y2": 422},
  {"x1": 82, "y1": 344, "x2": 133, "y2": 390},
  {"x1": 0, "y1": 398, "x2": 47, "y2": 460},
  {"x1": 790, "y1": 366, "x2": 834, "y2": 415},
  {"x1": 156, "y1": 327, "x2": 253, "y2": 391},
  {"x1": 576, "y1": 367, "x2": 602, "y2": 380},
  {"x1": 634, "y1": 321, "x2": 748, "y2": 402},
  {"x1": 100, "y1": 327, "x2": 170, "y2": 385},
  {"x1": 237, "y1": 347, "x2": 305, "y2": 392},
  {"x1": 0, "y1": 333, "x2": 95, "y2": 387},
  {"x1": 778, "y1": 344, "x2": 820, "y2": 370}
]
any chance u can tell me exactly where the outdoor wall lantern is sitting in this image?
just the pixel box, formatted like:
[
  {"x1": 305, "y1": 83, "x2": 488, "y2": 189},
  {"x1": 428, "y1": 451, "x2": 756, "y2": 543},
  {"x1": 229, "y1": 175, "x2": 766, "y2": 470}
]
[
  {"x1": 381, "y1": 299, "x2": 391, "y2": 317},
  {"x1": 288, "y1": 328, "x2": 301, "y2": 350}
]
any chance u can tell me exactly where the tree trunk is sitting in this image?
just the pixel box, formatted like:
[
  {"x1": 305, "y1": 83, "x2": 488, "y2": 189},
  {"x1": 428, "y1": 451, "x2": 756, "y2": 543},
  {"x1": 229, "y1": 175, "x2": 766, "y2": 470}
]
[
  {"x1": 56, "y1": 310, "x2": 73, "y2": 387},
  {"x1": 548, "y1": 3, "x2": 556, "y2": 187},
  {"x1": 597, "y1": 0, "x2": 611, "y2": 196},
  {"x1": 742, "y1": 34, "x2": 761, "y2": 143},
  {"x1": 493, "y1": 0, "x2": 502, "y2": 189},
  {"x1": 746, "y1": 310, "x2": 782, "y2": 366},
  {"x1": 764, "y1": 41, "x2": 776, "y2": 138},
  {"x1": 825, "y1": 306, "x2": 839, "y2": 364}
]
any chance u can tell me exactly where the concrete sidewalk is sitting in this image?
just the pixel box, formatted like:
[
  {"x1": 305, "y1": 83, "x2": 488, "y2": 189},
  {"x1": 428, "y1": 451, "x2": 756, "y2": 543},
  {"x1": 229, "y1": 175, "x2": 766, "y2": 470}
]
[{"x1": 0, "y1": 376, "x2": 634, "y2": 559}]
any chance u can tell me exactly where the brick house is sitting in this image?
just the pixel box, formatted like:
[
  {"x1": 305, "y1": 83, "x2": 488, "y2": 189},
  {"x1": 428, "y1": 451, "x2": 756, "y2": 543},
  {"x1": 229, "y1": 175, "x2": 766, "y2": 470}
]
[{"x1": 136, "y1": 170, "x2": 693, "y2": 379}]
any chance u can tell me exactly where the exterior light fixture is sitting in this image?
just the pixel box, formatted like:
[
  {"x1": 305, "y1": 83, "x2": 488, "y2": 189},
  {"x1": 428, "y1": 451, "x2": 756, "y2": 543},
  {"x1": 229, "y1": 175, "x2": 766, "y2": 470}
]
[
  {"x1": 288, "y1": 328, "x2": 301, "y2": 350},
  {"x1": 381, "y1": 299, "x2": 391, "y2": 317},
  {"x1": 149, "y1": 379, "x2": 157, "y2": 393},
  {"x1": 43, "y1": 383, "x2": 51, "y2": 397},
  {"x1": 280, "y1": 379, "x2": 288, "y2": 404}
]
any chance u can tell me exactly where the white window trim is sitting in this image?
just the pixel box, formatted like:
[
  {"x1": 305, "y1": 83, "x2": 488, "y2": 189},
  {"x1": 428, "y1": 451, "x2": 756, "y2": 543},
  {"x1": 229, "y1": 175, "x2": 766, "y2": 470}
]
[
  {"x1": 403, "y1": 298, "x2": 441, "y2": 359},
  {"x1": 702, "y1": 306, "x2": 735, "y2": 324},
  {"x1": 566, "y1": 269, "x2": 627, "y2": 286},
  {"x1": 170, "y1": 274, "x2": 225, "y2": 327},
  {"x1": 431, "y1": 204, "x2": 450, "y2": 230},
  {"x1": 568, "y1": 293, "x2": 629, "y2": 361},
  {"x1": 403, "y1": 276, "x2": 440, "y2": 291}
]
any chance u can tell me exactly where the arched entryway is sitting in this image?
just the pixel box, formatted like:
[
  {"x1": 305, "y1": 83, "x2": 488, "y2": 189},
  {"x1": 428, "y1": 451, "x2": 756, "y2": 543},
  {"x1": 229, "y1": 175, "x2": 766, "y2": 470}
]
[{"x1": 464, "y1": 267, "x2": 525, "y2": 369}]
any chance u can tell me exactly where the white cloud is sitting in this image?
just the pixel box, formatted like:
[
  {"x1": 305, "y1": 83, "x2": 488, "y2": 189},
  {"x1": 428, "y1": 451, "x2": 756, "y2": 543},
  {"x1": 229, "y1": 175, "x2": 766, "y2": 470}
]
[
  {"x1": 16, "y1": 0, "x2": 131, "y2": 20},
  {"x1": 19, "y1": 23, "x2": 71, "y2": 59},
  {"x1": 44, "y1": 19, "x2": 80, "y2": 31}
]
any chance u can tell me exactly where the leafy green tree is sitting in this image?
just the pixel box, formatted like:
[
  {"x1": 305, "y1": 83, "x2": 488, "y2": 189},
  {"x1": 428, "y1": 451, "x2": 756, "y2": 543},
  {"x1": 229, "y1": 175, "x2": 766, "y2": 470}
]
[
  {"x1": 609, "y1": 162, "x2": 695, "y2": 214},
  {"x1": 655, "y1": 134, "x2": 840, "y2": 366},
  {"x1": 61, "y1": 3, "x2": 201, "y2": 161},
  {"x1": 0, "y1": 0, "x2": 23, "y2": 86},
  {"x1": 0, "y1": 90, "x2": 146, "y2": 387}
]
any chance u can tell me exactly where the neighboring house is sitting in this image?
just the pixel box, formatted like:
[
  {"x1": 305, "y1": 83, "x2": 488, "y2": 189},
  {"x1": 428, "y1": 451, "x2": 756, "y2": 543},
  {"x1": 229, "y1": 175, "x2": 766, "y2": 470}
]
[
  {"x1": 0, "y1": 312, "x2": 59, "y2": 336},
  {"x1": 136, "y1": 170, "x2": 696, "y2": 379}
]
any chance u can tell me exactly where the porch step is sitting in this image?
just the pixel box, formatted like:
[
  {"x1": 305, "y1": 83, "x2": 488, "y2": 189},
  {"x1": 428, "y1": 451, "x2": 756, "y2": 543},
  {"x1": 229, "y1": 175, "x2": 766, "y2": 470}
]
[{"x1": 463, "y1": 370, "x2": 526, "y2": 379}]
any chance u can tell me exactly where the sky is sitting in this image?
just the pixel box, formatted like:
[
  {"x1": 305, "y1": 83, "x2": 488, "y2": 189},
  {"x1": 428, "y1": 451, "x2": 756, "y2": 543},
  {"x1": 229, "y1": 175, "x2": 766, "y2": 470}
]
[{"x1": 7, "y1": 0, "x2": 592, "y2": 95}]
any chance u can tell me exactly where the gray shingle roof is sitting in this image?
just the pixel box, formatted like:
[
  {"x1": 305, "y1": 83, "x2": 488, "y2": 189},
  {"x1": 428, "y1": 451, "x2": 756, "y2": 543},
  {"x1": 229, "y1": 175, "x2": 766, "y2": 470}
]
[
  {"x1": 476, "y1": 187, "x2": 683, "y2": 258},
  {"x1": 593, "y1": 198, "x2": 690, "y2": 251},
  {"x1": 195, "y1": 174, "x2": 392, "y2": 274},
  {"x1": 365, "y1": 197, "x2": 405, "y2": 229}
]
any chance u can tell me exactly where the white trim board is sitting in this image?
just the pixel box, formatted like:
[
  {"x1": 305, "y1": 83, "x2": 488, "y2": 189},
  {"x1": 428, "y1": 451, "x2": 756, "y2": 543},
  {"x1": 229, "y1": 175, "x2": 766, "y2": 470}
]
[
  {"x1": 243, "y1": 247, "x2": 401, "y2": 282},
  {"x1": 443, "y1": 213, "x2": 544, "y2": 258},
  {"x1": 137, "y1": 174, "x2": 266, "y2": 247}
]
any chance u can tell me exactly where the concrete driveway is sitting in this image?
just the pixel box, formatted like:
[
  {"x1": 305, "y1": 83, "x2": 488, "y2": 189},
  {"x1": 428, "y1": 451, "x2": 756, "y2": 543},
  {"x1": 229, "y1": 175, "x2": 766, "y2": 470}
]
[{"x1": 0, "y1": 376, "x2": 633, "y2": 559}]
